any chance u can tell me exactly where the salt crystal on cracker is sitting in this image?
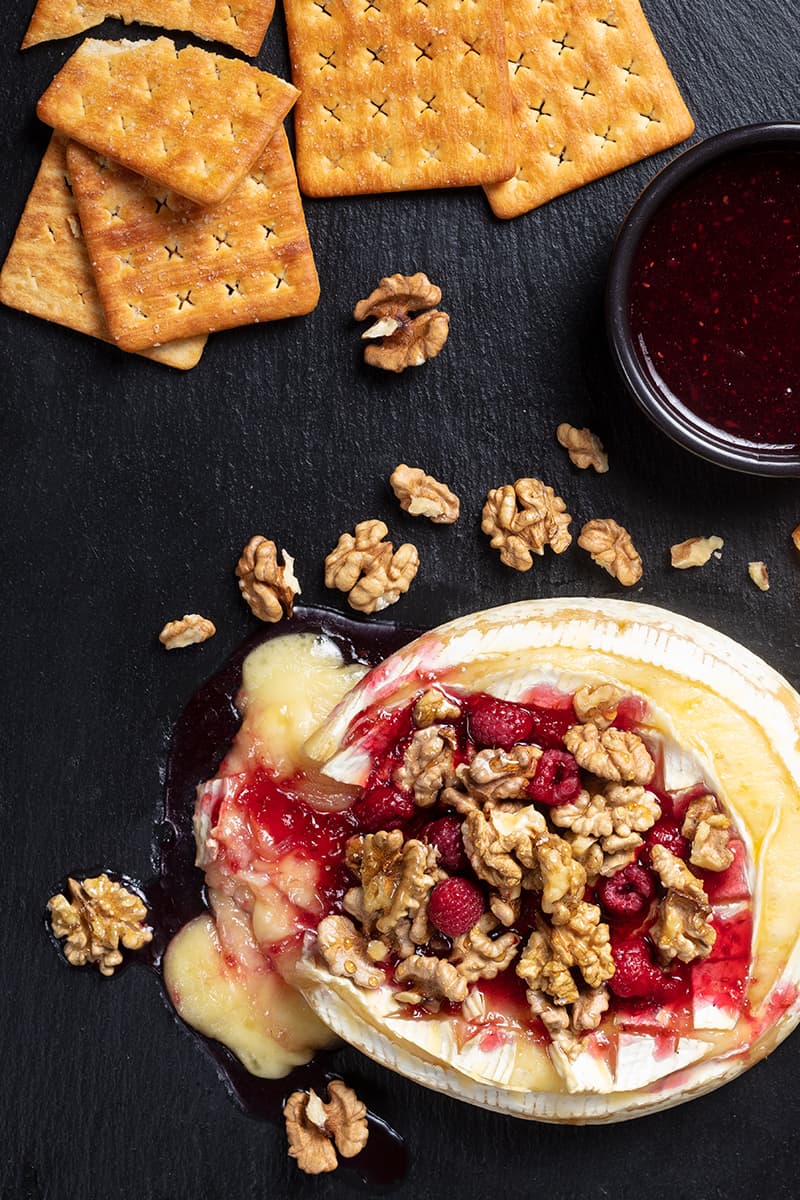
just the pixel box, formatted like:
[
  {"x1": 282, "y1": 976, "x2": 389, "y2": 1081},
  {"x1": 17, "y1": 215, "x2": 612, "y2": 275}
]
[
  {"x1": 37, "y1": 38, "x2": 298, "y2": 208},
  {"x1": 283, "y1": 0, "x2": 515, "y2": 198},
  {"x1": 66, "y1": 127, "x2": 320, "y2": 352},
  {"x1": 0, "y1": 134, "x2": 206, "y2": 370},
  {"x1": 22, "y1": 0, "x2": 275, "y2": 57},
  {"x1": 485, "y1": 0, "x2": 695, "y2": 219}
]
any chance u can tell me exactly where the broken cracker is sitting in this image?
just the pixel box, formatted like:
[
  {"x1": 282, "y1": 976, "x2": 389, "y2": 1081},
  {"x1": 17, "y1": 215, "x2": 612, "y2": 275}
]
[
  {"x1": 283, "y1": 0, "x2": 514, "y2": 197},
  {"x1": 0, "y1": 134, "x2": 205, "y2": 370},
  {"x1": 37, "y1": 38, "x2": 298, "y2": 207},
  {"x1": 66, "y1": 128, "x2": 320, "y2": 352},
  {"x1": 22, "y1": 0, "x2": 275, "y2": 57},
  {"x1": 485, "y1": 0, "x2": 695, "y2": 219}
]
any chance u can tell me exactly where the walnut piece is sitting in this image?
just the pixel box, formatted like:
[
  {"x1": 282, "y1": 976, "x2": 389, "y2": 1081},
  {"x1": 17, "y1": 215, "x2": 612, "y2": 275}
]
[
  {"x1": 563, "y1": 723, "x2": 654, "y2": 785},
  {"x1": 324, "y1": 520, "x2": 419, "y2": 613},
  {"x1": 462, "y1": 804, "x2": 547, "y2": 893},
  {"x1": 792, "y1": 524, "x2": 800, "y2": 552},
  {"x1": 354, "y1": 272, "x2": 449, "y2": 372},
  {"x1": 556, "y1": 423, "x2": 609, "y2": 473},
  {"x1": 412, "y1": 688, "x2": 462, "y2": 728},
  {"x1": 442, "y1": 744, "x2": 542, "y2": 811},
  {"x1": 578, "y1": 518, "x2": 642, "y2": 587},
  {"x1": 316, "y1": 915, "x2": 384, "y2": 989},
  {"x1": 284, "y1": 1081, "x2": 368, "y2": 1175},
  {"x1": 48, "y1": 875, "x2": 152, "y2": 976},
  {"x1": 450, "y1": 913, "x2": 519, "y2": 982},
  {"x1": 390, "y1": 464, "x2": 460, "y2": 524},
  {"x1": 481, "y1": 478, "x2": 572, "y2": 571},
  {"x1": 236, "y1": 536, "x2": 300, "y2": 623},
  {"x1": 516, "y1": 903, "x2": 614, "y2": 1004},
  {"x1": 571, "y1": 984, "x2": 610, "y2": 1033},
  {"x1": 572, "y1": 683, "x2": 624, "y2": 731},
  {"x1": 682, "y1": 797, "x2": 734, "y2": 872},
  {"x1": 158, "y1": 613, "x2": 216, "y2": 650},
  {"x1": 670, "y1": 535, "x2": 724, "y2": 569},
  {"x1": 650, "y1": 845, "x2": 716, "y2": 964},
  {"x1": 748, "y1": 561, "x2": 770, "y2": 591},
  {"x1": 393, "y1": 725, "x2": 458, "y2": 807},
  {"x1": 345, "y1": 831, "x2": 444, "y2": 954},
  {"x1": 395, "y1": 953, "x2": 468, "y2": 1004}
]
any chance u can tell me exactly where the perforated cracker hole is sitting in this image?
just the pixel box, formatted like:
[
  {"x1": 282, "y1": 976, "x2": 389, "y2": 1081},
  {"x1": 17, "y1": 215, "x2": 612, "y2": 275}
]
[
  {"x1": 223, "y1": 3, "x2": 241, "y2": 25},
  {"x1": 261, "y1": 223, "x2": 276, "y2": 239},
  {"x1": 107, "y1": 204, "x2": 122, "y2": 221},
  {"x1": 154, "y1": 195, "x2": 170, "y2": 214},
  {"x1": 45, "y1": 224, "x2": 56, "y2": 242},
  {"x1": 63, "y1": 174, "x2": 73, "y2": 195},
  {"x1": 470, "y1": 143, "x2": 488, "y2": 157},
  {"x1": 620, "y1": 59, "x2": 640, "y2": 79},
  {"x1": 463, "y1": 38, "x2": 481, "y2": 57},
  {"x1": 415, "y1": 42, "x2": 433, "y2": 61},
  {"x1": 177, "y1": 289, "x2": 195, "y2": 310},
  {"x1": 467, "y1": 90, "x2": 486, "y2": 109},
  {"x1": 422, "y1": 146, "x2": 441, "y2": 164},
  {"x1": 323, "y1": 102, "x2": 342, "y2": 121},
  {"x1": 509, "y1": 53, "x2": 529, "y2": 76},
  {"x1": 224, "y1": 280, "x2": 243, "y2": 296},
  {"x1": 364, "y1": 0, "x2": 380, "y2": 11},
  {"x1": 128, "y1": 302, "x2": 148, "y2": 320},
  {"x1": 551, "y1": 32, "x2": 575, "y2": 55},
  {"x1": 596, "y1": 15, "x2": 618, "y2": 28},
  {"x1": 367, "y1": 45, "x2": 386, "y2": 64},
  {"x1": 376, "y1": 147, "x2": 393, "y2": 164},
  {"x1": 314, "y1": 0, "x2": 332, "y2": 12},
  {"x1": 640, "y1": 107, "x2": 661, "y2": 124},
  {"x1": 550, "y1": 145, "x2": 571, "y2": 166},
  {"x1": 529, "y1": 98, "x2": 552, "y2": 122},
  {"x1": 597, "y1": 126, "x2": 617, "y2": 146},
  {"x1": 319, "y1": 50, "x2": 337, "y2": 70},
  {"x1": 420, "y1": 95, "x2": 437, "y2": 113},
  {"x1": 120, "y1": 254, "x2": 134, "y2": 269},
  {"x1": 272, "y1": 271, "x2": 288, "y2": 289},
  {"x1": 370, "y1": 99, "x2": 389, "y2": 118},
  {"x1": 213, "y1": 232, "x2": 233, "y2": 250},
  {"x1": 165, "y1": 243, "x2": 183, "y2": 260},
  {"x1": 573, "y1": 79, "x2": 595, "y2": 100}
]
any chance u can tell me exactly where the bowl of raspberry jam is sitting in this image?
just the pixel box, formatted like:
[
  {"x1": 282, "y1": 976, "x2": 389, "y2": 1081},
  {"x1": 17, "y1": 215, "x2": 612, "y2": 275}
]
[{"x1": 606, "y1": 123, "x2": 800, "y2": 476}]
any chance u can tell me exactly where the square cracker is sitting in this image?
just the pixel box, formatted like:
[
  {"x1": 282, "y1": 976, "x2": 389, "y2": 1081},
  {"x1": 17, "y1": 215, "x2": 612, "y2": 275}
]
[
  {"x1": 22, "y1": 0, "x2": 275, "y2": 57},
  {"x1": 283, "y1": 0, "x2": 515, "y2": 197},
  {"x1": 0, "y1": 134, "x2": 206, "y2": 370},
  {"x1": 37, "y1": 38, "x2": 298, "y2": 208},
  {"x1": 66, "y1": 127, "x2": 320, "y2": 351},
  {"x1": 484, "y1": 0, "x2": 695, "y2": 218}
]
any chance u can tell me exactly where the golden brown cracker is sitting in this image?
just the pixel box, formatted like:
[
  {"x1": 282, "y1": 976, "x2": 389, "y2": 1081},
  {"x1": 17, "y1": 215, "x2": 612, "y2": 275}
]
[
  {"x1": 283, "y1": 0, "x2": 515, "y2": 197},
  {"x1": 485, "y1": 0, "x2": 695, "y2": 219},
  {"x1": 66, "y1": 127, "x2": 320, "y2": 351},
  {"x1": 37, "y1": 38, "x2": 298, "y2": 207},
  {"x1": 22, "y1": 0, "x2": 275, "y2": 56},
  {"x1": 0, "y1": 134, "x2": 206, "y2": 370}
]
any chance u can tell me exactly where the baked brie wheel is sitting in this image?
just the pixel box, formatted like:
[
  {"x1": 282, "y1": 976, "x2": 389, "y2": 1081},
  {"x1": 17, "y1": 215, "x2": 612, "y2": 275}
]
[{"x1": 168, "y1": 599, "x2": 800, "y2": 1123}]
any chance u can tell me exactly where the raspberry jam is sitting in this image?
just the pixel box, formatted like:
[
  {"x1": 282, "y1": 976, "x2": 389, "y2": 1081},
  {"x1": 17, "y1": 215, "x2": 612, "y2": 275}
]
[{"x1": 629, "y1": 149, "x2": 800, "y2": 449}]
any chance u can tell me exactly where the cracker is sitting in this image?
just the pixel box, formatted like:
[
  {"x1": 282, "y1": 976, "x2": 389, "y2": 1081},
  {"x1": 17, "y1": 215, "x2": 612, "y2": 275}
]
[
  {"x1": 37, "y1": 39, "x2": 298, "y2": 207},
  {"x1": 0, "y1": 134, "x2": 206, "y2": 370},
  {"x1": 66, "y1": 127, "x2": 320, "y2": 351},
  {"x1": 283, "y1": 0, "x2": 514, "y2": 197},
  {"x1": 484, "y1": 0, "x2": 695, "y2": 219},
  {"x1": 22, "y1": 0, "x2": 275, "y2": 56}
]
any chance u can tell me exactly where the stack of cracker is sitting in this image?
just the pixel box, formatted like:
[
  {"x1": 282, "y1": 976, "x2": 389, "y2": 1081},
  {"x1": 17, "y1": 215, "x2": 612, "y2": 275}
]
[
  {"x1": 1, "y1": 37, "x2": 320, "y2": 369},
  {"x1": 282, "y1": 0, "x2": 694, "y2": 215}
]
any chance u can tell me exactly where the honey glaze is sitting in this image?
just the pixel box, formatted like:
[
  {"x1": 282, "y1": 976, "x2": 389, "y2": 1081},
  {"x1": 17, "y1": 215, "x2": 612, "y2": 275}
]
[{"x1": 141, "y1": 609, "x2": 415, "y2": 1186}]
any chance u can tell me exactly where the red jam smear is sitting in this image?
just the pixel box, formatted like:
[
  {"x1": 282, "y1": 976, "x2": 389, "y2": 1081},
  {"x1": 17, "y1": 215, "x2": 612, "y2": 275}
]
[{"x1": 629, "y1": 149, "x2": 800, "y2": 449}]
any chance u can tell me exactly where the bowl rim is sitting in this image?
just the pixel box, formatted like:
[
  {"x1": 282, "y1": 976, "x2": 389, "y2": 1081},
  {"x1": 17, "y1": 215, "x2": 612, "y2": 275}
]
[{"x1": 606, "y1": 121, "x2": 800, "y2": 477}]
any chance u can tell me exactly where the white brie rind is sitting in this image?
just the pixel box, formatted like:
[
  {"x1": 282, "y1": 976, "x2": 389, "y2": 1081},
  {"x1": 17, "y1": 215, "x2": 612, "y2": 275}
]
[{"x1": 298, "y1": 598, "x2": 800, "y2": 1123}]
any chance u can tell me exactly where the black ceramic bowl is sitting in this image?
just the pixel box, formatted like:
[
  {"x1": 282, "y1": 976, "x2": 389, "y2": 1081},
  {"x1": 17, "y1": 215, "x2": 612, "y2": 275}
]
[{"x1": 606, "y1": 123, "x2": 800, "y2": 477}]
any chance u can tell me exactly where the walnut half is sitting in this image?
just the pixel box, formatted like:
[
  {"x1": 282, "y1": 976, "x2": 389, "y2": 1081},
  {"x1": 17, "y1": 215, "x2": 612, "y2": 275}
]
[
  {"x1": 48, "y1": 875, "x2": 152, "y2": 976},
  {"x1": 578, "y1": 518, "x2": 642, "y2": 587},
  {"x1": 324, "y1": 520, "x2": 419, "y2": 613},
  {"x1": 354, "y1": 272, "x2": 450, "y2": 372},
  {"x1": 390, "y1": 464, "x2": 460, "y2": 524},
  {"x1": 236, "y1": 535, "x2": 300, "y2": 622},
  {"x1": 284, "y1": 1082, "x2": 369, "y2": 1175},
  {"x1": 158, "y1": 613, "x2": 216, "y2": 650},
  {"x1": 482, "y1": 477, "x2": 572, "y2": 571},
  {"x1": 556, "y1": 423, "x2": 609, "y2": 473}
]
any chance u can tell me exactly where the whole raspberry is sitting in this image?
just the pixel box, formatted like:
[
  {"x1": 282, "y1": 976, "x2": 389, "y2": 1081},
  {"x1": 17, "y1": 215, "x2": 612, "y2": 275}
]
[
  {"x1": 526, "y1": 704, "x2": 576, "y2": 749},
  {"x1": 609, "y1": 936, "x2": 689, "y2": 1001},
  {"x1": 644, "y1": 820, "x2": 690, "y2": 862},
  {"x1": 529, "y1": 749, "x2": 581, "y2": 806},
  {"x1": 352, "y1": 785, "x2": 415, "y2": 832},
  {"x1": 468, "y1": 696, "x2": 535, "y2": 749},
  {"x1": 419, "y1": 816, "x2": 468, "y2": 872},
  {"x1": 428, "y1": 878, "x2": 484, "y2": 938},
  {"x1": 597, "y1": 863, "x2": 655, "y2": 919}
]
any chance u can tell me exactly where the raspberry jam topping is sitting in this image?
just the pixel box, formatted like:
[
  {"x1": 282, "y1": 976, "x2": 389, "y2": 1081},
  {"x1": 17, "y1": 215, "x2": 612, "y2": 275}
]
[{"x1": 352, "y1": 783, "x2": 415, "y2": 831}]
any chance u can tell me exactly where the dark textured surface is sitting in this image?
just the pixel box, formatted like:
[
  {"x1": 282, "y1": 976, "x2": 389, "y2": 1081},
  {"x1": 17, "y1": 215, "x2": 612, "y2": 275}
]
[{"x1": 2, "y1": 3, "x2": 800, "y2": 1198}]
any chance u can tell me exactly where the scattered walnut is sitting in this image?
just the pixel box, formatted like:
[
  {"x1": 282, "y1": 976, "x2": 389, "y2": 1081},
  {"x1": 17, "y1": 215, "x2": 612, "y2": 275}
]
[
  {"x1": 650, "y1": 845, "x2": 715, "y2": 964},
  {"x1": 316, "y1": 915, "x2": 384, "y2": 989},
  {"x1": 563, "y1": 723, "x2": 654, "y2": 785},
  {"x1": 450, "y1": 913, "x2": 519, "y2": 982},
  {"x1": 394, "y1": 954, "x2": 469, "y2": 1004},
  {"x1": 572, "y1": 683, "x2": 625, "y2": 731},
  {"x1": 389, "y1": 464, "x2": 460, "y2": 524},
  {"x1": 48, "y1": 875, "x2": 152, "y2": 976},
  {"x1": 284, "y1": 1081, "x2": 368, "y2": 1175},
  {"x1": 670, "y1": 536, "x2": 724, "y2": 569},
  {"x1": 345, "y1": 831, "x2": 444, "y2": 954},
  {"x1": 324, "y1": 520, "x2": 419, "y2": 613},
  {"x1": 682, "y1": 795, "x2": 733, "y2": 872},
  {"x1": 354, "y1": 272, "x2": 449, "y2": 372},
  {"x1": 748, "y1": 561, "x2": 769, "y2": 591},
  {"x1": 236, "y1": 536, "x2": 300, "y2": 623},
  {"x1": 158, "y1": 613, "x2": 216, "y2": 650},
  {"x1": 556, "y1": 423, "x2": 609, "y2": 473},
  {"x1": 442, "y1": 744, "x2": 542, "y2": 811},
  {"x1": 412, "y1": 688, "x2": 462, "y2": 728},
  {"x1": 578, "y1": 518, "x2": 642, "y2": 587},
  {"x1": 393, "y1": 725, "x2": 458, "y2": 807},
  {"x1": 481, "y1": 478, "x2": 572, "y2": 571}
]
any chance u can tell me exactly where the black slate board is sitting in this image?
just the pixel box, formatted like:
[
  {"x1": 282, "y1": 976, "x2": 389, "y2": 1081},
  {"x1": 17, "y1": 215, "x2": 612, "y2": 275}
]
[{"x1": 2, "y1": 3, "x2": 800, "y2": 1198}]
